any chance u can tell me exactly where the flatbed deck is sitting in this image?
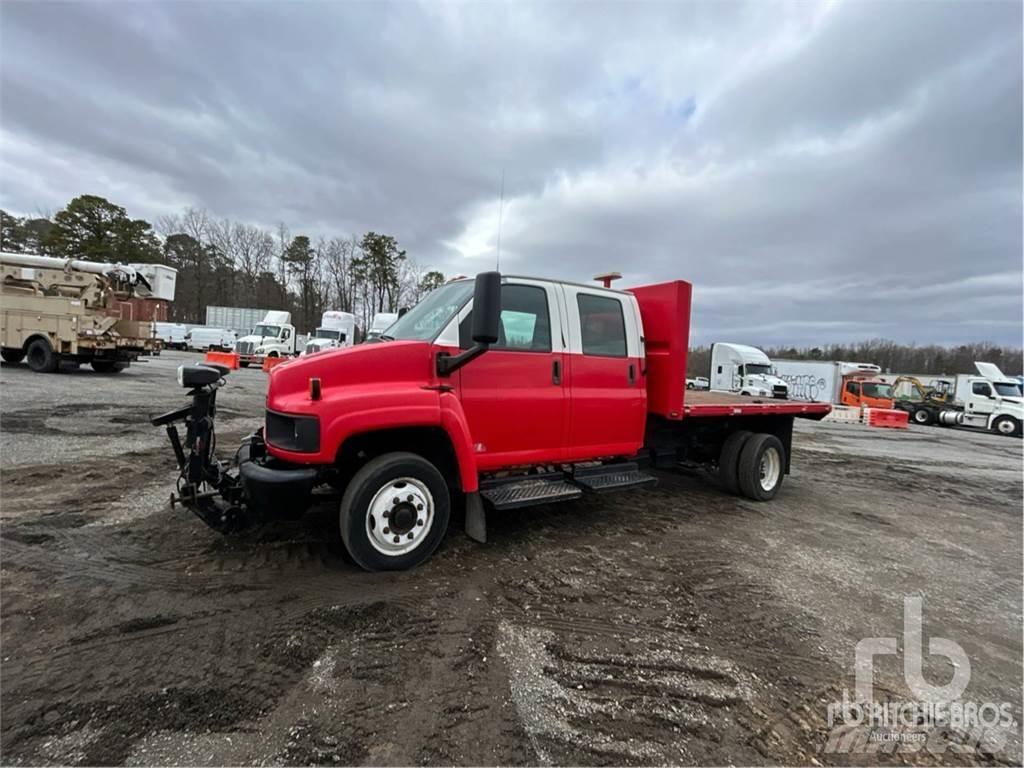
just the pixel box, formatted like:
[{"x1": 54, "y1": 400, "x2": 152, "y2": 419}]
[{"x1": 683, "y1": 390, "x2": 832, "y2": 419}]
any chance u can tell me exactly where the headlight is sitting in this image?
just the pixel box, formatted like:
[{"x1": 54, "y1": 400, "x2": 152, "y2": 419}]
[{"x1": 255, "y1": 347, "x2": 265, "y2": 354}]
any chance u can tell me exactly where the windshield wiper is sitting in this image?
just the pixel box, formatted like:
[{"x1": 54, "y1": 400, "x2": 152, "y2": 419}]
[{"x1": 379, "y1": 334, "x2": 395, "y2": 341}]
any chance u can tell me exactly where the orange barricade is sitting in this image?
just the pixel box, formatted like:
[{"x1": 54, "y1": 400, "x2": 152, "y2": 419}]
[
  {"x1": 865, "y1": 408, "x2": 909, "y2": 430},
  {"x1": 262, "y1": 355, "x2": 289, "y2": 373},
  {"x1": 204, "y1": 351, "x2": 240, "y2": 370}
]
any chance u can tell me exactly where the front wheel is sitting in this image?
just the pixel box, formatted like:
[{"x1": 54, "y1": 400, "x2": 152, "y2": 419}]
[
  {"x1": 339, "y1": 452, "x2": 450, "y2": 571},
  {"x1": 26, "y1": 338, "x2": 59, "y2": 373},
  {"x1": 992, "y1": 416, "x2": 1021, "y2": 438}
]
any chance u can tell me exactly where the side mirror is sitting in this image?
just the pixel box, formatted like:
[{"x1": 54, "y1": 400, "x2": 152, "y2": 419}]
[
  {"x1": 436, "y1": 271, "x2": 502, "y2": 377},
  {"x1": 398, "y1": 306, "x2": 409, "y2": 318},
  {"x1": 472, "y1": 271, "x2": 501, "y2": 344}
]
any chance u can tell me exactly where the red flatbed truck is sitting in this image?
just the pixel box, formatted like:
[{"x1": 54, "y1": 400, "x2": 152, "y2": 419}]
[{"x1": 153, "y1": 272, "x2": 831, "y2": 571}]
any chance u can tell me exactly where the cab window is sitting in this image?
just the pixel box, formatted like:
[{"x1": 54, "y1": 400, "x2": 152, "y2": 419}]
[
  {"x1": 846, "y1": 381, "x2": 859, "y2": 395},
  {"x1": 460, "y1": 284, "x2": 551, "y2": 352},
  {"x1": 972, "y1": 382, "x2": 992, "y2": 397},
  {"x1": 577, "y1": 294, "x2": 627, "y2": 357}
]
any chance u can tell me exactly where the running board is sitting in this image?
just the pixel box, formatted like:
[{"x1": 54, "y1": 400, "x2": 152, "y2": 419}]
[
  {"x1": 572, "y1": 462, "x2": 658, "y2": 493},
  {"x1": 480, "y1": 474, "x2": 583, "y2": 511}
]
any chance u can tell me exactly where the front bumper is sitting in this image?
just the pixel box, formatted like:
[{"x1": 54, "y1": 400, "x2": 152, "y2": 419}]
[{"x1": 237, "y1": 432, "x2": 319, "y2": 516}]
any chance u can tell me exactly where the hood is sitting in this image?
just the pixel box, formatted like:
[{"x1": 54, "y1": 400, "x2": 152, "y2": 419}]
[
  {"x1": 239, "y1": 333, "x2": 278, "y2": 344},
  {"x1": 267, "y1": 340, "x2": 436, "y2": 414},
  {"x1": 746, "y1": 373, "x2": 789, "y2": 389}
]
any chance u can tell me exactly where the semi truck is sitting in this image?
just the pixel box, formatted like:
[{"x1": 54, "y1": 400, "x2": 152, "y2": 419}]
[
  {"x1": 771, "y1": 359, "x2": 894, "y2": 409},
  {"x1": 0, "y1": 251, "x2": 159, "y2": 373},
  {"x1": 892, "y1": 363, "x2": 1022, "y2": 436},
  {"x1": 709, "y1": 343, "x2": 789, "y2": 399},
  {"x1": 365, "y1": 312, "x2": 399, "y2": 342},
  {"x1": 152, "y1": 271, "x2": 831, "y2": 571},
  {"x1": 235, "y1": 311, "x2": 297, "y2": 367},
  {"x1": 303, "y1": 311, "x2": 357, "y2": 355}
]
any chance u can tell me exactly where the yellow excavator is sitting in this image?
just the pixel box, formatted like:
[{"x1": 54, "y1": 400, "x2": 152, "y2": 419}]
[{"x1": 891, "y1": 375, "x2": 953, "y2": 414}]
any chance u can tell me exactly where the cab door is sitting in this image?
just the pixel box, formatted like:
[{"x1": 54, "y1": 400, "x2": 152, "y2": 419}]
[
  {"x1": 455, "y1": 280, "x2": 566, "y2": 470},
  {"x1": 562, "y1": 286, "x2": 646, "y2": 459}
]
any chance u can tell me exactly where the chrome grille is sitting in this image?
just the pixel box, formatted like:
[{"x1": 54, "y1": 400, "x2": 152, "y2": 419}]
[{"x1": 237, "y1": 340, "x2": 254, "y2": 356}]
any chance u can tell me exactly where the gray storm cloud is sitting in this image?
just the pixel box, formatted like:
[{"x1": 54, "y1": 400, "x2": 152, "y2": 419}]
[{"x1": 1, "y1": 0, "x2": 1020, "y2": 346}]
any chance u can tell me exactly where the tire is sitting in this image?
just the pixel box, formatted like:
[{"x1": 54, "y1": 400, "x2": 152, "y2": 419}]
[
  {"x1": 912, "y1": 407, "x2": 933, "y2": 426},
  {"x1": 718, "y1": 430, "x2": 752, "y2": 495},
  {"x1": 268, "y1": 351, "x2": 279, "y2": 358},
  {"x1": 25, "y1": 337, "x2": 59, "y2": 373},
  {"x1": 992, "y1": 416, "x2": 1021, "y2": 438},
  {"x1": 239, "y1": 361, "x2": 250, "y2": 368},
  {"x1": 686, "y1": 382, "x2": 694, "y2": 390},
  {"x1": 737, "y1": 433, "x2": 786, "y2": 501},
  {"x1": 339, "y1": 452, "x2": 451, "y2": 571},
  {"x1": 1, "y1": 348, "x2": 25, "y2": 363},
  {"x1": 91, "y1": 360, "x2": 127, "y2": 373}
]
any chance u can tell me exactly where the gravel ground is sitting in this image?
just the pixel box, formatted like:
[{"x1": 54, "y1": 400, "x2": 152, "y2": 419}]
[{"x1": 1, "y1": 351, "x2": 1021, "y2": 766}]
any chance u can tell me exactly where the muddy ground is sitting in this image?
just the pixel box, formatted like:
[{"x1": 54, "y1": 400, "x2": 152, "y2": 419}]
[{"x1": 1, "y1": 351, "x2": 1021, "y2": 766}]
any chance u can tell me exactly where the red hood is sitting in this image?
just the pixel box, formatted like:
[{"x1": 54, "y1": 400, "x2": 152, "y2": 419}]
[{"x1": 267, "y1": 340, "x2": 436, "y2": 414}]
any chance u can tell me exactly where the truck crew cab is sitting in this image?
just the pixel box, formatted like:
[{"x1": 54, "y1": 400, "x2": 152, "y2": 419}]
[{"x1": 154, "y1": 273, "x2": 830, "y2": 571}]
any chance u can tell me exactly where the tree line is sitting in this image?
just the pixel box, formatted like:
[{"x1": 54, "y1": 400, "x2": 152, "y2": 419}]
[
  {"x1": 0, "y1": 195, "x2": 444, "y2": 334},
  {"x1": 687, "y1": 340, "x2": 1022, "y2": 377}
]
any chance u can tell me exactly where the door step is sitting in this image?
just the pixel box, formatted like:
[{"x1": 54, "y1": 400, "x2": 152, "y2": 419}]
[
  {"x1": 480, "y1": 474, "x2": 583, "y2": 511},
  {"x1": 572, "y1": 462, "x2": 658, "y2": 493}
]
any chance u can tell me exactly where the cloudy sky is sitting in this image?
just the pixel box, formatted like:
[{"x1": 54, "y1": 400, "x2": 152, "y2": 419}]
[{"x1": 1, "y1": 1, "x2": 1021, "y2": 346}]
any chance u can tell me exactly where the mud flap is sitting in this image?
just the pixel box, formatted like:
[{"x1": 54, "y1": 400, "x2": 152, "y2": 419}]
[{"x1": 465, "y1": 491, "x2": 487, "y2": 543}]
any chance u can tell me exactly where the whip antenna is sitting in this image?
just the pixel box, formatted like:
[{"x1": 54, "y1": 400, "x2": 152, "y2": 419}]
[{"x1": 496, "y1": 169, "x2": 505, "y2": 271}]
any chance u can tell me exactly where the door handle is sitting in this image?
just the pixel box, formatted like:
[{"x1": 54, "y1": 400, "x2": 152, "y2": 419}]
[
  {"x1": 552, "y1": 359, "x2": 561, "y2": 385},
  {"x1": 628, "y1": 363, "x2": 636, "y2": 385}
]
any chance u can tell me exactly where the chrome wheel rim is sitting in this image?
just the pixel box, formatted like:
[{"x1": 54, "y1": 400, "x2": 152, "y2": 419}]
[
  {"x1": 914, "y1": 410, "x2": 929, "y2": 423},
  {"x1": 759, "y1": 447, "x2": 781, "y2": 492},
  {"x1": 997, "y1": 419, "x2": 1015, "y2": 435},
  {"x1": 366, "y1": 477, "x2": 434, "y2": 556}
]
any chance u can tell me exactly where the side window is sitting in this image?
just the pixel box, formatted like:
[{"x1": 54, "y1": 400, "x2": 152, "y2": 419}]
[
  {"x1": 577, "y1": 294, "x2": 627, "y2": 357},
  {"x1": 460, "y1": 284, "x2": 551, "y2": 352},
  {"x1": 282, "y1": 328, "x2": 291, "y2": 340},
  {"x1": 846, "y1": 381, "x2": 859, "y2": 395},
  {"x1": 972, "y1": 382, "x2": 991, "y2": 396}
]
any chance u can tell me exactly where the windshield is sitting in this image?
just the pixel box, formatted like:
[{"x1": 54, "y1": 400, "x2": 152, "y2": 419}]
[
  {"x1": 745, "y1": 363, "x2": 772, "y2": 376},
  {"x1": 252, "y1": 324, "x2": 281, "y2": 338},
  {"x1": 863, "y1": 382, "x2": 893, "y2": 399},
  {"x1": 382, "y1": 281, "x2": 474, "y2": 341},
  {"x1": 314, "y1": 328, "x2": 342, "y2": 340},
  {"x1": 993, "y1": 382, "x2": 1020, "y2": 397}
]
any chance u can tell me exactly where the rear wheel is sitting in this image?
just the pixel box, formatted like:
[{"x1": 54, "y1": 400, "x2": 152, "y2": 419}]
[
  {"x1": 718, "y1": 430, "x2": 752, "y2": 495},
  {"x1": 26, "y1": 338, "x2": 59, "y2": 373},
  {"x1": 340, "y1": 452, "x2": 450, "y2": 571},
  {"x1": 992, "y1": 416, "x2": 1021, "y2": 437},
  {"x1": 912, "y1": 407, "x2": 933, "y2": 426},
  {"x1": 737, "y1": 433, "x2": 786, "y2": 501},
  {"x1": 239, "y1": 361, "x2": 249, "y2": 368},
  {"x1": 91, "y1": 360, "x2": 127, "y2": 373},
  {"x1": 1, "y1": 348, "x2": 25, "y2": 363}
]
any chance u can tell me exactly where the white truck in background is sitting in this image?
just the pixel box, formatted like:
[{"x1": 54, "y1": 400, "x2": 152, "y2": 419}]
[
  {"x1": 184, "y1": 327, "x2": 236, "y2": 352},
  {"x1": 154, "y1": 322, "x2": 188, "y2": 350},
  {"x1": 235, "y1": 310, "x2": 296, "y2": 367},
  {"x1": 709, "y1": 343, "x2": 789, "y2": 399},
  {"x1": 895, "y1": 363, "x2": 1022, "y2": 436},
  {"x1": 770, "y1": 360, "x2": 890, "y2": 406},
  {"x1": 365, "y1": 312, "x2": 399, "y2": 342},
  {"x1": 303, "y1": 311, "x2": 356, "y2": 355}
]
